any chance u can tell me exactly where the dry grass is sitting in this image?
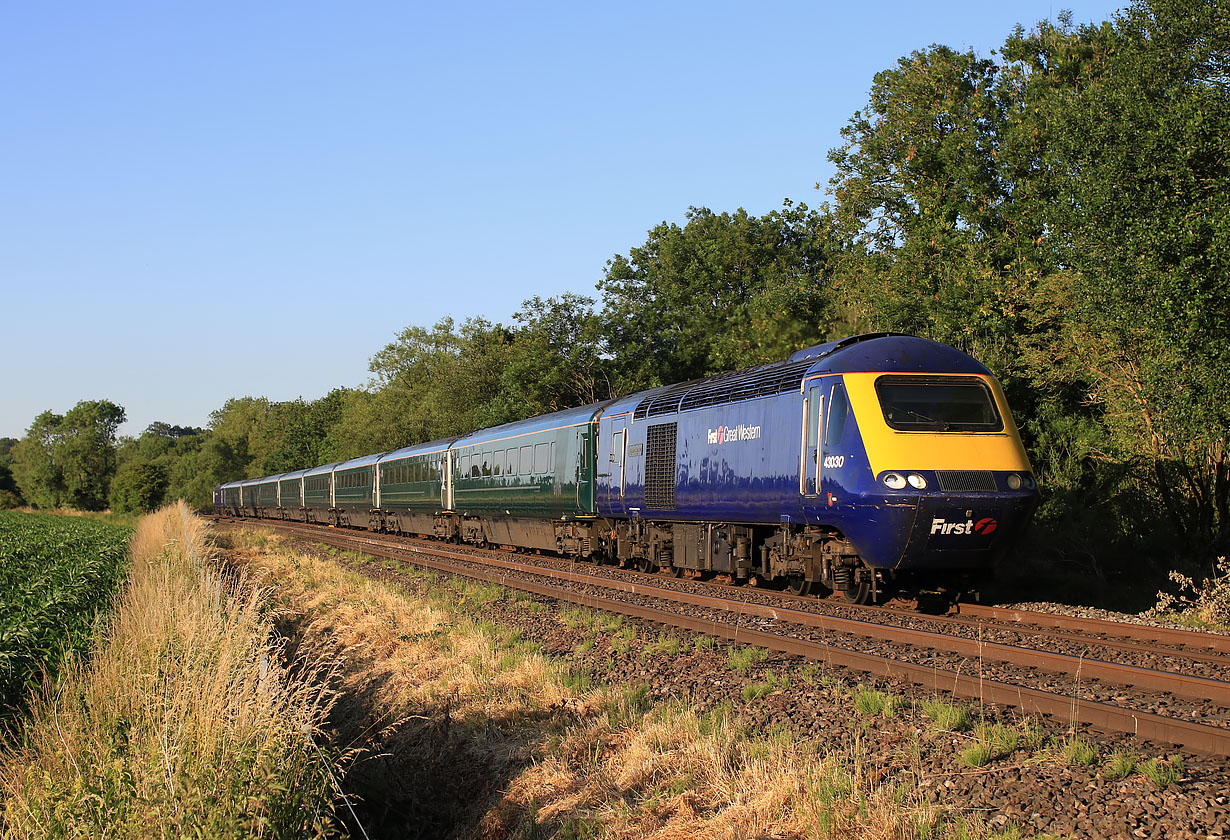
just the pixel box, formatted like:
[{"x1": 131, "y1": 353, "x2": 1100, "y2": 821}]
[
  {"x1": 222, "y1": 528, "x2": 976, "y2": 840},
  {"x1": 0, "y1": 503, "x2": 339, "y2": 839}
]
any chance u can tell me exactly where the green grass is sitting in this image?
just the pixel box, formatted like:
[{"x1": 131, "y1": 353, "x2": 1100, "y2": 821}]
[
  {"x1": 920, "y1": 699, "x2": 972, "y2": 733},
  {"x1": 853, "y1": 687, "x2": 900, "y2": 717},
  {"x1": 742, "y1": 671, "x2": 785, "y2": 702},
  {"x1": 642, "y1": 633, "x2": 682, "y2": 658},
  {"x1": 1061, "y1": 735, "x2": 1098, "y2": 767},
  {"x1": 0, "y1": 511, "x2": 131, "y2": 713},
  {"x1": 1138, "y1": 754, "x2": 1184, "y2": 788},
  {"x1": 1102, "y1": 750, "x2": 1137, "y2": 780},
  {"x1": 727, "y1": 645, "x2": 769, "y2": 674}
]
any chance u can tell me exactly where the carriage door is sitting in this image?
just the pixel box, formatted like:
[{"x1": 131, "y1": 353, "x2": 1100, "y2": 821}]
[
  {"x1": 801, "y1": 383, "x2": 823, "y2": 496},
  {"x1": 608, "y1": 417, "x2": 629, "y2": 515}
]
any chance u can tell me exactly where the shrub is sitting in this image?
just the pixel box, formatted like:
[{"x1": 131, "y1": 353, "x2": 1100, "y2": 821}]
[{"x1": 1152, "y1": 557, "x2": 1230, "y2": 628}]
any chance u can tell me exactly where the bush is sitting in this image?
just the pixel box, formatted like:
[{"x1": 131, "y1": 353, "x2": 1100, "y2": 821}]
[
  {"x1": 109, "y1": 460, "x2": 169, "y2": 514},
  {"x1": 1152, "y1": 557, "x2": 1230, "y2": 629}
]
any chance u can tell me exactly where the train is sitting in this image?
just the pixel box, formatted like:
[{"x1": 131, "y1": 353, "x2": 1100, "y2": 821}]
[{"x1": 214, "y1": 333, "x2": 1039, "y2": 603}]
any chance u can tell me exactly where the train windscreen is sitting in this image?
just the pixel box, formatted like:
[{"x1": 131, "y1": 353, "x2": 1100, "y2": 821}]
[{"x1": 874, "y1": 376, "x2": 1003, "y2": 432}]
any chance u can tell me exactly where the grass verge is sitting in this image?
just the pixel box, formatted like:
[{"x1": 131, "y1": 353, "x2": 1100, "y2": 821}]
[
  {"x1": 0, "y1": 503, "x2": 339, "y2": 839},
  {"x1": 217, "y1": 526, "x2": 1052, "y2": 839}
]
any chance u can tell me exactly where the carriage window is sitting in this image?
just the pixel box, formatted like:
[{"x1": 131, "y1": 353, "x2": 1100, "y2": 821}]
[
  {"x1": 534, "y1": 443, "x2": 550, "y2": 474},
  {"x1": 481, "y1": 452, "x2": 492, "y2": 476},
  {"x1": 611, "y1": 431, "x2": 624, "y2": 464},
  {"x1": 520, "y1": 446, "x2": 532, "y2": 474},
  {"x1": 875, "y1": 376, "x2": 1003, "y2": 432},
  {"x1": 807, "y1": 385, "x2": 822, "y2": 448},
  {"x1": 507, "y1": 448, "x2": 518, "y2": 475}
]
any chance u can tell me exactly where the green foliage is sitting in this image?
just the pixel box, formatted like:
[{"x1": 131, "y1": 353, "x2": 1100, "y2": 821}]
[
  {"x1": 0, "y1": 511, "x2": 131, "y2": 712},
  {"x1": 853, "y1": 687, "x2": 899, "y2": 717},
  {"x1": 960, "y1": 742, "x2": 993, "y2": 768},
  {"x1": 828, "y1": 0, "x2": 1230, "y2": 569},
  {"x1": 11, "y1": 401, "x2": 126, "y2": 511},
  {"x1": 109, "y1": 460, "x2": 169, "y2": 514},
  {"x1": 599, "y1": 202, "x2": 837, "y2": 391}
]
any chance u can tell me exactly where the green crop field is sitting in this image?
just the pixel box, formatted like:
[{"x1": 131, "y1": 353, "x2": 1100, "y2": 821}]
[{"x1": 0, "y1": 511, "x2": 130, "y2": 712}]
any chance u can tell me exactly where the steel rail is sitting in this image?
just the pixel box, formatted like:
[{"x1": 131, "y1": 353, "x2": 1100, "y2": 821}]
[
  {"x1": 956, "y1": 602, "x2": 1230, "y2": 655},
  {"x1": 252, "y1": 522, "x2": 1230, "y2": 707},
  {"x1": 227, "y1": 519, "x2": 1230, "y2": 755}
]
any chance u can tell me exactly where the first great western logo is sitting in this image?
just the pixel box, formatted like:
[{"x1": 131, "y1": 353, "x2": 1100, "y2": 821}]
[
  {"x1": 706, "y1": 424, "x2": 763, "y2": 445},
  {"x1": 930, "y1": 517, "x2": 998, "y2": 536}
]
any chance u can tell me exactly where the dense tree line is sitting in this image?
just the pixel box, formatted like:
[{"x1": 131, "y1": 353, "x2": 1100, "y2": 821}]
[{"x1": 7, "y1": 0, "x2": 1226, "y2": 584}]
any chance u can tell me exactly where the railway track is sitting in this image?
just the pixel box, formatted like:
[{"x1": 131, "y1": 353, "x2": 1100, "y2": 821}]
[{"x1": 218, "y1": 516, "x2": 1230, "y2": 756}]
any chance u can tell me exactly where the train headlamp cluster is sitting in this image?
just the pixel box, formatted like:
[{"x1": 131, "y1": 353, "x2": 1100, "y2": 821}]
[
  {"x1": 882, "y1": 472, "x2": 927, "y2": 490},
  {"x1": 1005, "y1": 473, "x2": 1036, "y2": 490}
]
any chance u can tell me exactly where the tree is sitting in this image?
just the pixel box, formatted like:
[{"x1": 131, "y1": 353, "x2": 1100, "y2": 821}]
[
  {"x1": 110, "y1": 460, "x2": 169, "y2": 513},
  {"x1": 261, "y1": 390, "x2": 347, "y2": 474},
  {"x1": 826, "y1": 43, "x2": 1042, "y2": 380},
  {"x1": 599, "y1": 202, "x2": 836, "y2": 392},
  {"x1": 1013, "y1": 0, "x2": 1230, "y2": 557},
  {"x1": 10, "y1": 401, "x2": 125, "y2": 511},
  {"x1": 0, "y1": 437, "x2": 22, "y2": 509},
  {"x1": 500, "y1": 293, "x2": 613, "y2": 416},
  {"x1": 825, "y1": 0, "x2": 1230, "y2": 565}
]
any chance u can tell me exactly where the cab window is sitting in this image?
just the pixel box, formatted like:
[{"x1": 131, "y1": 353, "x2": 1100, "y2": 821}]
[{"x1": 875, "y1": 376, "x2": 1003, "y2": 432}]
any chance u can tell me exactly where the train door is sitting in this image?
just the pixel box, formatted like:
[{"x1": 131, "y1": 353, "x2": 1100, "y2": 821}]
[
  {"x1": 606, "y1": 416, "x2": 629, "y2": 515},
  {"x1": 442, "y1": 453, "x2": 454, "y2": 510},
  {"x1": 801, "y1": 382, "x2": 823, "y2": 497}
]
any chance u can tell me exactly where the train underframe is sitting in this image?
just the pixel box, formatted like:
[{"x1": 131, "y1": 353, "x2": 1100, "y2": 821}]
[
  {"x1": 362, "y1": 509, "x2": 886, "y2": 604},
  {"x1": 224, "y1": 506, "x2": 987, "y2": 607}
]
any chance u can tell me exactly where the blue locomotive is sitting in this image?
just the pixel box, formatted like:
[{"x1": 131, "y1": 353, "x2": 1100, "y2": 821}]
[{"x1": 216, "y1": 333, "x2": 1038, "y2": 602}]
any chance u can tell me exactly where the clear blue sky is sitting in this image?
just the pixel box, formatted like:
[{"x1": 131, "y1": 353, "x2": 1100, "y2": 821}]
[{"x1": 1, "y1": 1, "x2": 1125, "y2": 440}]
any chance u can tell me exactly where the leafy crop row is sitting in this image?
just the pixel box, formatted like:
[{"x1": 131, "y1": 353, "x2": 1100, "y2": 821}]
[{"x1": 0, "y1": 511, "x2": 130, "y2": 712}]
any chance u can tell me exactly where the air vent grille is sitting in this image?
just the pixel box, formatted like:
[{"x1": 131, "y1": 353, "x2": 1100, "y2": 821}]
[
  {"x1": 634, "y1": 358, "x2": 814, "y2": 420},
  {"x1": 644, "y1": 423, "x2": 678, "y2": 510},
  {"x1": 936, "y1": 470, "x2": 997, "y2": 492}
]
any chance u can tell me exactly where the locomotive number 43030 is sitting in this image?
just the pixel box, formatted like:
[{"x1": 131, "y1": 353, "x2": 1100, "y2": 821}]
[{"x1": 822, "y1": 455, "x2": 845, "y2": 469}]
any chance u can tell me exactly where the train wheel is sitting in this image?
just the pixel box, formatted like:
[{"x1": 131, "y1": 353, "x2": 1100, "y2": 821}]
[
  {"x1": 785, "y1": 575, "x2": 813, "y2": 597},
  {"x1": 841, "y1": 579, "x2": 873, "y2": 604},
  {"x1": 637, "y1": 556, "x2": 657, "y2": 574},
  {"x1": 671, "y1": 564, "x2": 686, "y2": 578}
]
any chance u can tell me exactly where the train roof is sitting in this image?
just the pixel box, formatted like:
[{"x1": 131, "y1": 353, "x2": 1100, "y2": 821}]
[
  {"x1": 379, "y1": 437, "x2": 458, "y2": 462},
  {"x1": 610, "y1": 334, "x2": 992, "y2": 422},
  {"x1": 304, "y1": 461, "x2": 343, "y2": 477},
  {"x1": 335, "y1": 452, "x2": 384, "y2": 471},
  {"x1": 257, "y1": 473, "x2": 286, "y2": 485},
  {"x1": 792, "y1": 333, "x2": 992, "y2": 375},
  {"x1": 452, "y1": 402, "x2": 611, "y2": 448},
  {"x1": 278, "y1": 469, "x2": 309, "y2": 480}
]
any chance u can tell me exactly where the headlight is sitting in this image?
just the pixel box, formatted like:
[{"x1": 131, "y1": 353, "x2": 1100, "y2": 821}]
[
  {"x1": 882, "y1": 472, "x2": 907, "y2": 489},
  {"x1": 1006, "y1": 473, "x2": 1022, "y2": 490},
  {"x1": 1023, "y1": 474, "x2": 1036, "y2": 489},
  {"x1": 907, "y1": 473, "x2": 927, "y2": 489}
]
